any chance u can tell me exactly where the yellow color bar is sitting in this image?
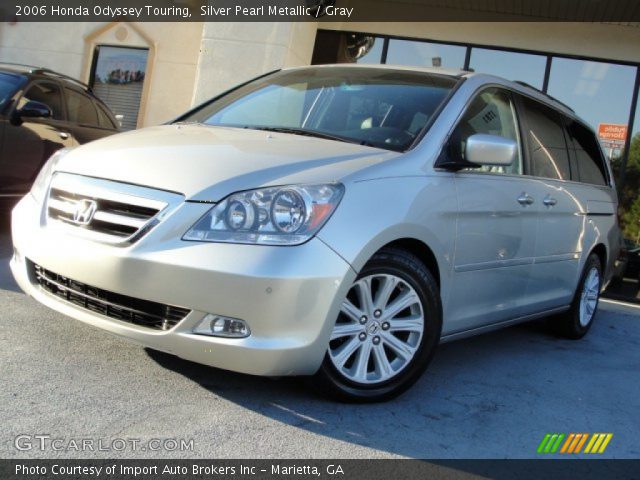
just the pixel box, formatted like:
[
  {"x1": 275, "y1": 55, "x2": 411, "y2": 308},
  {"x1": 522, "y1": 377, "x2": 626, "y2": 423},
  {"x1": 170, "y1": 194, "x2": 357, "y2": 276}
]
[
  {"x1": 598, "y1": 434, "x2": 613, "y2": 453},
  {"x1": 584, "y1": 434, "x2": 599, "y2": 453}
]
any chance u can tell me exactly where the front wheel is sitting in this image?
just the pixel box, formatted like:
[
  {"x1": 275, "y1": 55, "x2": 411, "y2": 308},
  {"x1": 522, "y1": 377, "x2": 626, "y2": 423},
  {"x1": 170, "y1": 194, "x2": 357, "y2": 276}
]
[
  {"x1": 312, "y1": 247, "x2": 442, "y2": 402},
  {"x1": 551, "y1": 253, "x2": 602, "y2": 339}
]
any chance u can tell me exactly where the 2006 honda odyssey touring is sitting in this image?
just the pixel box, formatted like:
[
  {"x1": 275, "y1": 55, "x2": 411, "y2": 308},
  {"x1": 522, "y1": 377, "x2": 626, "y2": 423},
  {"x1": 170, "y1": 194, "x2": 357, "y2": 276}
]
[{"x1": 10, "y1": 65, "x2": 620, "y2": 401}]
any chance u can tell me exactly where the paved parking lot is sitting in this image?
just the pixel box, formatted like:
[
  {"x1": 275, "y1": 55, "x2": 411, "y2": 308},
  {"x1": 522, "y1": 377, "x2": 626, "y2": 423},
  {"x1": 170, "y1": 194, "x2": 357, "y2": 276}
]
[{"x1": 1, "y1": 214, "x2": 639, "y2": 459}]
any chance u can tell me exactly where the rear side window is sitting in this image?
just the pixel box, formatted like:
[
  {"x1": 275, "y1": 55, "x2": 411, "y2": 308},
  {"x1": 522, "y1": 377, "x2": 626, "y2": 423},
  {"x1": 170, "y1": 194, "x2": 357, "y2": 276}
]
[
  {"x1": 65, "y1": 88, "x2": 99, "y2": 126},
  {"x1": 567, "y1": 121, "x2": 608, "y2": 186},
  {"x1": 520, "y1": 96, "x2": 571, "y2": 180}
]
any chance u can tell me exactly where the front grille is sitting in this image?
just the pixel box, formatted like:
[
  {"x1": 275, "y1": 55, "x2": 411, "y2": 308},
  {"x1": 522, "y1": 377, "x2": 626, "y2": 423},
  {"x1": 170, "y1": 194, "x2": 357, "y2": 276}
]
[
  {"x1": 30, "y1": 261, "x2": 191, "y2": 330},
  {"x1": 46, "y1": 174, "x2": 175, "y2": 244},
  {"x1": 48, "y1": 188, "x2": 161, "y2": 240}
]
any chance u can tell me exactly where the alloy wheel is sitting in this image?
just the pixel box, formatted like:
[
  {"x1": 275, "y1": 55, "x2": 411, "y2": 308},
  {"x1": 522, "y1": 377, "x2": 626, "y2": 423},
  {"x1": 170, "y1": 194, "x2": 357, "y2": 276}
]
[
  {"x1": 328, "y1": 273, "x2": 424, "y2": 384},
  {"x1": 579, "y1": 267, "x2": 600, "y2": 327}
]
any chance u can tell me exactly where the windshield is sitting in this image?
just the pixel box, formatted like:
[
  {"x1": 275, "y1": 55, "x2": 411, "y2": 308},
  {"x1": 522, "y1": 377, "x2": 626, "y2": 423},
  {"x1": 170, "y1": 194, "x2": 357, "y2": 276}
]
[
  {"x1": 0, "y1": 72, "x2": 26, "y2": 109},
  {"x1": 179, "y1": 67, "x2": 458, "y2": 152}
]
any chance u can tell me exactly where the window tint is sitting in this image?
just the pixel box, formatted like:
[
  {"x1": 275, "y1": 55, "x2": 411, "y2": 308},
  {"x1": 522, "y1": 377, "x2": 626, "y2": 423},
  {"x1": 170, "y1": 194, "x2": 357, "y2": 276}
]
[
  {"x1": 454, "y1": 88, "x2": 522, "y2": 175},
  {"x1": 19, "y1": 82, "x2": 63, "y2": 120},
  {"x1": 65, "y1": 88, "x2": 99, "y2": 126},
  {"x1": 0, "y1": 72, "x2": 26, "y2": 109},
  {"x1": 568, "y1": 120, "x2": 608, "y2": 186},
  {"x1": 95, "y1": 102, "x2": 116, "y2": 129},
  {"x1": 520, "y1": 97, "x2": 571, "y2": 180},
  {"x1": 185, "y1": 67, "x2": 457, "y2": 153}
]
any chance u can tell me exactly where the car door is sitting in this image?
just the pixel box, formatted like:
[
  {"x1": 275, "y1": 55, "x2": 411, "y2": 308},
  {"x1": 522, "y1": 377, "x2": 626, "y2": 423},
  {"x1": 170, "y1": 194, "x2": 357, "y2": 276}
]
[
  {"x1": 63, "y1": 87, "x2": 118, "y2": 144},
  {"x1": 516, "y1": 95, "x2": 583, "y2": 310},
  {"x1": 0, "y1": 80, "x2": 75, "y2": 195},
  {"x1": 446, "y1": 87, "x2": 540, "y2": 333}
]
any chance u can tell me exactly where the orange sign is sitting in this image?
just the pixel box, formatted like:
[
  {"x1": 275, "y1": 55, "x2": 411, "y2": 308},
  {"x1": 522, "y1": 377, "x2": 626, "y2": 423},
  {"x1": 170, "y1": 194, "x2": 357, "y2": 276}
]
[{"x1": 598, "y1": 123, "x2": 628, "y2": 142}]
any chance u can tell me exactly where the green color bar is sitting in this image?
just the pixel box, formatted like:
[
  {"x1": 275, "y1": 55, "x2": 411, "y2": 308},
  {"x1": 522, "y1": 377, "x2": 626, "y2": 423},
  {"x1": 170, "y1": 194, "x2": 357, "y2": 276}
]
[
  {"x1": 550, "y1": 434, "x2": 566, "y2": 453},
  {"x1": 537, "y1": 434, "x2": 552, "y2": 454},
  {"x1": 544, "y1": 434, "x2": 559, "y2": 453}
]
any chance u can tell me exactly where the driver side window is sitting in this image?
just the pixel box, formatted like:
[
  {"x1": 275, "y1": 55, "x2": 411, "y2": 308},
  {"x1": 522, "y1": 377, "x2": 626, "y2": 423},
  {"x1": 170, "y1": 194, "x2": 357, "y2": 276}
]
[{"x1": 456, "y1": 88, "x2": 523, "y2": 175}]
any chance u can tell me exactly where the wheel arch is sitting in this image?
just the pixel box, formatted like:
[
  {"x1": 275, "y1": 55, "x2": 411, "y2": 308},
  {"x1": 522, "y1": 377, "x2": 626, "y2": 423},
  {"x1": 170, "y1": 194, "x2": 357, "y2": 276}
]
[
  {"x1": 590, "y1": 243, "x2": 607, "y2": 272},
  {"x1": 378, "y1": 238, "x2": 441, "y2": 289}
]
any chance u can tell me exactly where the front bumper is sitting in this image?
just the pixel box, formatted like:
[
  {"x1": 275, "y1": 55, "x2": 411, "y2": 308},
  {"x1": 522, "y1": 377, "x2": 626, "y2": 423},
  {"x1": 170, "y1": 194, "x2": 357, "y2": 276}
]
[{"x1": 11, "y1": 194, "x2": 356, "y2": 376}]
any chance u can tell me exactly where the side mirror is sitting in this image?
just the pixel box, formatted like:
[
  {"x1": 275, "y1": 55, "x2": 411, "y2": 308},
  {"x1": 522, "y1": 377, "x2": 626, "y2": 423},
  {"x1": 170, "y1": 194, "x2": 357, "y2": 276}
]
[
  {"x1": 17, "y1": 100, "x2": 52, "y2": 119},
  {"x1": 465, "y1": 133, "x2": 516, "y2": 167}
]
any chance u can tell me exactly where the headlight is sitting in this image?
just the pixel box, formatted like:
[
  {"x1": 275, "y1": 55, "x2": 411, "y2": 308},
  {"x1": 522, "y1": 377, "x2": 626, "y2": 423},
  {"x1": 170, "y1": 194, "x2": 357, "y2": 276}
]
[
  {"x1": 30, "y1": 148, "x2": 72, "y2": 203},
  {"x1": 183, "y1": 184, "x2": 344, "y2": 246}
]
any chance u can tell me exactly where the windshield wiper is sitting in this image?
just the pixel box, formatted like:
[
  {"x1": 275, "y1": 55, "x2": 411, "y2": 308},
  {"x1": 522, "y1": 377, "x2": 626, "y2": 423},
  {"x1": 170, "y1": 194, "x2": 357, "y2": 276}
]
[{"x1": 243, "y1": 125, "x2": 374, "y2": 147}]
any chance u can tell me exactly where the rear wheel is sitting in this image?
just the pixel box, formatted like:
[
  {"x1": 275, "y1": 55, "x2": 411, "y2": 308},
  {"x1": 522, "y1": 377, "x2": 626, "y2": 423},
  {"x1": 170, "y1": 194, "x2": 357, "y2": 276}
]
[
  {"x1": 313, "y1": 247, "x2": 441, "y2": 402},
  {"x1": 551, "y1": 253, "x2": 602, "y2": 339}
]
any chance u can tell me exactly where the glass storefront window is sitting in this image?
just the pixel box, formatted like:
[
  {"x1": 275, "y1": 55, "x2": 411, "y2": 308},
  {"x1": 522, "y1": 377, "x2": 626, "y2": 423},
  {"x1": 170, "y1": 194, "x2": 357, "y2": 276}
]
[
  {"x1": 547, "y1": 58, "x2": 636, "y2": 156},
  {"x1": 548, "y1": 58, "x2": 636, "y2": 240},
  {"x1": 621, "y1": 85, "x2": 640, "y2": 244},
  {"x1": 469, "y1": 48, "x2": 546, "y2": 89},
  {"x1": 386, "y1": 39, "x2": 466, "y2": 69},
  {"x1": 357, "y1": 37, "x2": 384, "y2": 64}
]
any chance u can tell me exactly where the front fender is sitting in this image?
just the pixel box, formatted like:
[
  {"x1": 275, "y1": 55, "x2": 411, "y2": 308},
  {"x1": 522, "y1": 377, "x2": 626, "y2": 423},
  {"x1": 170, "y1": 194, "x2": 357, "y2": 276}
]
[{"x1": 317, "y1": 175, "x2": 457, "y2": 309}]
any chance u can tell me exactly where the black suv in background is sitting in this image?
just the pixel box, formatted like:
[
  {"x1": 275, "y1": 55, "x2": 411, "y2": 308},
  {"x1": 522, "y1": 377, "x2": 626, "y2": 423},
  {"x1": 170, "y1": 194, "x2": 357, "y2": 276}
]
[{"x1": 0, "y1": 64, "x2": 119, "y2": 208}]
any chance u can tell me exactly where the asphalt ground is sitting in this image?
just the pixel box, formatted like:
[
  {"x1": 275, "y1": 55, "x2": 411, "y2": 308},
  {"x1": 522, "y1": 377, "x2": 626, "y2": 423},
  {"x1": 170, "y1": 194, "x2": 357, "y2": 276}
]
[{"x1": 1, "y1": 214, "x2": 638, "y2": 459}]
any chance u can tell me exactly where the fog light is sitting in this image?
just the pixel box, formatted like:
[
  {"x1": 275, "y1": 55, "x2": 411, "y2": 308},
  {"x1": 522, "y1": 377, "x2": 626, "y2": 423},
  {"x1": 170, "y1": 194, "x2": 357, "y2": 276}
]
[{"x1": 193, "y1": 314, "x2": 250, "y2": 338}]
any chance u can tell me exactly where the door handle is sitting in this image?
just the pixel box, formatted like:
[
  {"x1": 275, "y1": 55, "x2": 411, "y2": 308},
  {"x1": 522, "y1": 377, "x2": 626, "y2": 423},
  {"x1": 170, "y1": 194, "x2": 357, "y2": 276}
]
[
  {"x1": 57, "y1": 131, "x2": 69, "y2": 140},
  {"x1": 543, "y1": 196, "x2": 558, "y2": 207},
  {"x1": 517, "y1": 193, "x2": 535, "y2": 206}
]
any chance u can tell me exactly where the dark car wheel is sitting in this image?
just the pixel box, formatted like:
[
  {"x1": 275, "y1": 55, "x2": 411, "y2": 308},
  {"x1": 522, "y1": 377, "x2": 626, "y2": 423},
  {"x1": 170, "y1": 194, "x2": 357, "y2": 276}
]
[
  {"x1": 313, "y1": 247, "x2": 442, "y2": 402},
  {"x1": 551, "y1": 253, "x2": 602, "y2": 340}
]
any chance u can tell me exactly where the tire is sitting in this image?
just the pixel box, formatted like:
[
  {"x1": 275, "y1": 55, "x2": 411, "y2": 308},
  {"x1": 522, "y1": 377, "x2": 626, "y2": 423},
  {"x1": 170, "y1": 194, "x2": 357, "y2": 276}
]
[
  {"x1": 312, "y1": 247, "x2": 442, "y2": 402},
  {"x1": 551, "y1": 253, "x2": 602, "y2": 340}
]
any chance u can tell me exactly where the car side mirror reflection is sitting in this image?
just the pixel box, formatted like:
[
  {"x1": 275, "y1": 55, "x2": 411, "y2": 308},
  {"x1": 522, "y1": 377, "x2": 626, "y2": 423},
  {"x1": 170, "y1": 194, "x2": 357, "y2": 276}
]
[{"x1": 464, "y1": 133, "x2": 516, "y2": 167}]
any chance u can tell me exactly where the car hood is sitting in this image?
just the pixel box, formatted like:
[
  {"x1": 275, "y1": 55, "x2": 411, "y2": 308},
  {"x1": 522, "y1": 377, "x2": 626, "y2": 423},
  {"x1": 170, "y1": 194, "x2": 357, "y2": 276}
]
[{"x1": 56, "y1": 124, "x2": 398, "y2": 201}]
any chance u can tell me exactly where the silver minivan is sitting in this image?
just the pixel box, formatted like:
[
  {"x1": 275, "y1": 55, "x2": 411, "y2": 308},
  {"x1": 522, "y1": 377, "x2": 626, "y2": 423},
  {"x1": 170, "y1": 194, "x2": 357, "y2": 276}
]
[{"x1": 10, "y1": 65, "x2": 620, "y2": 401}]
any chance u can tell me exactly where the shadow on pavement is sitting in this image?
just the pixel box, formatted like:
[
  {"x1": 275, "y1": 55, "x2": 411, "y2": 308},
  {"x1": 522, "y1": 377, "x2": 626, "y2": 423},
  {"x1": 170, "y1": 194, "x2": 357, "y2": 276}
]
[
  {"x1": 603, "y1": 278, "x2": 640, "y2": 304},
  {"x1": 143, "y1": 319, "x2": 587, "y2": 458}
]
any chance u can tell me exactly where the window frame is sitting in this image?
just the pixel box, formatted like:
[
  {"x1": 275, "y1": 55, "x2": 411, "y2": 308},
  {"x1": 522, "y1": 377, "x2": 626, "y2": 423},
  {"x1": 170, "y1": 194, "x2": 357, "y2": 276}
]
[
  {"x1": 438, "y1": 82, "x2": 614, "y2": 188},
  {"x1": 514, "y1": 91, "x2": 612, "y2": 188}
]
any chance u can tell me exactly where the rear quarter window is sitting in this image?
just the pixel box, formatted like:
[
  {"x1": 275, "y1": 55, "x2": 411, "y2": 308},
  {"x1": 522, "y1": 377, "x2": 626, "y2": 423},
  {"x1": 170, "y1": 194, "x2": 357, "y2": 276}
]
[
  {"x1": 567, "y1": 121, "x2": 608, "y2": 186},
  {"x1": 95, "y1": 102, "x2": 117, "y2": 129},
  {"x1": 65, "y1": 88, "x2": 99, "y2": 127}
]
